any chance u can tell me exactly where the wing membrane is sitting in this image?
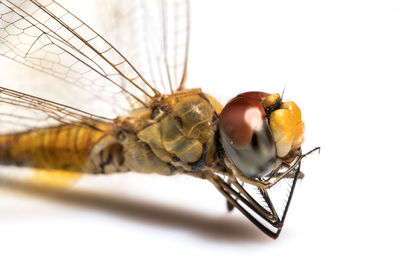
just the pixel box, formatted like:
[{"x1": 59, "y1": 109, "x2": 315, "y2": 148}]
[
  {"x1": 0, "y1": 0, "x2": 161, "y2": 116},
  {"x1": 0, "y1": 86, "x2": 111, "y2": 134},
  {"x1": 92, "y1": 0, "x2": 190, "y2": 93},
  {"x1": 144, "y1": 0, "x2": 190, "y2": 91}
]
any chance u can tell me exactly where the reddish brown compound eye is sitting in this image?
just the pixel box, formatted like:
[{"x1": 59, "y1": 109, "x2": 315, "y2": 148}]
[
  {"x1": 237, "y1": 91, "x2": 271, "y2": 102},
  {"x1": 219, "y1": 93, "x2": 277, "y2": 178},
  {"x1": 219, "y1": 97, "x2": 265, "y2": 147}
]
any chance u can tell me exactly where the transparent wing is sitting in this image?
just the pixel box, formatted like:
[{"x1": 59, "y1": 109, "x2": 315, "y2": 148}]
[
  {"x1": 0, "y1": 0, "x2": 161, "y2": 117},
  {"x1": 0, "y1": 86, "x2": 111, "y2": 135},
  {"x1": 93, "y1": 0, "x2": 190, "y2": 93},
  {"x1": 139, "y1": 0, "x2": 190, "y2": 92}
]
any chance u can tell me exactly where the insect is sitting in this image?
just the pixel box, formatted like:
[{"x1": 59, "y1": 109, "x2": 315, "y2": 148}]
[{"x1": 0, "y1": 0, "x2": 318, "y2": 238}]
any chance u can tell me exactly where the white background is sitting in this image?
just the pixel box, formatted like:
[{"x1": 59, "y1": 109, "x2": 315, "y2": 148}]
[{"x1": 0, "y1": 0, "x2": 399, "y2": 266}]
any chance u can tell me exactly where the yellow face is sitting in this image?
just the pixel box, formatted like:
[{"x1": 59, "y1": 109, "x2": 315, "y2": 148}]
[{"x1": 269, "y1": 99, "x2": 305, "y2": 158}]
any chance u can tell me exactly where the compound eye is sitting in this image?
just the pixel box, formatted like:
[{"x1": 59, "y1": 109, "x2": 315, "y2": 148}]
[
  {"x1": 219, "y1": 97, "x2": 265, "y2": 147},
  {"x1": 237, "y1": 91, "x2": 271, "y2": 102},
  {"x1": 219, "y1": 96, "x2": 276, "y2": 178}
]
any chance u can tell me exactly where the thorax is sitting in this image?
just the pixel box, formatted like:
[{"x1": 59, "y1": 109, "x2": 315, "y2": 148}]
[{"x1": 93, "y1": 89, "x2": 222, "y2": 175}]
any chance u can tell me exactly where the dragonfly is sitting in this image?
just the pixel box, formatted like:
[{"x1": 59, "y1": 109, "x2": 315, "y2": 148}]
[{"x1": 0, "y1": 0, "x2": 318, "y2": 238}]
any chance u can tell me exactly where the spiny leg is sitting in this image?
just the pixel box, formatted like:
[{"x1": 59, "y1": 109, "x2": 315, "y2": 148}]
[{"x1": 206, "y1": 172, "x2": 281, "y2": 238}]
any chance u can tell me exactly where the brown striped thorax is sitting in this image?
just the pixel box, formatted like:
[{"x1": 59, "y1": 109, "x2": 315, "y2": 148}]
[{"x1": 104, "y1": 89, "x2": 220, "y2": 176}]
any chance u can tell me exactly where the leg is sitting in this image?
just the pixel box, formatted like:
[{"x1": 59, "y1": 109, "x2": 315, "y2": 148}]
[{"x1": 206, "y1": 171, "x2": 281, "y2": 238}]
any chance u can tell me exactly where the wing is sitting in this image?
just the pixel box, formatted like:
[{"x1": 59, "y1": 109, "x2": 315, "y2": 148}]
[
  {"x1": 0, "y1": 0, "x2": 163, "y2": 117},
  {"x1": 137, "y1": 0, "x2": 190, "y2": 92},
  {"x1": 93, "y1": 0, "x2": 190, "y2": 93},
  {"x1": 0, "y1": 0, "x2": 190, "y2": 115},
  {"x1": 0, "y1": 86, "x2": 111, "y2": 135}
]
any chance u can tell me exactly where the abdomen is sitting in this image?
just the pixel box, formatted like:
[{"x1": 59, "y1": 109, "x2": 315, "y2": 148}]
[{"x1": 0, "y1": 123, "x2": 110, "y2": 172}]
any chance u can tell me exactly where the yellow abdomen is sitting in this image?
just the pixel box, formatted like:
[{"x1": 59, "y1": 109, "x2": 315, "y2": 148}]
[{"x1": 0, "y1": 123, "x2": 110, "y2": 172}]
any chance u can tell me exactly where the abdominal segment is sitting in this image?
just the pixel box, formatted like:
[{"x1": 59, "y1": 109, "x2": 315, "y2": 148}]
[{"x1": 0, "y1": 123, "x2": 111, "y2": 172}]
